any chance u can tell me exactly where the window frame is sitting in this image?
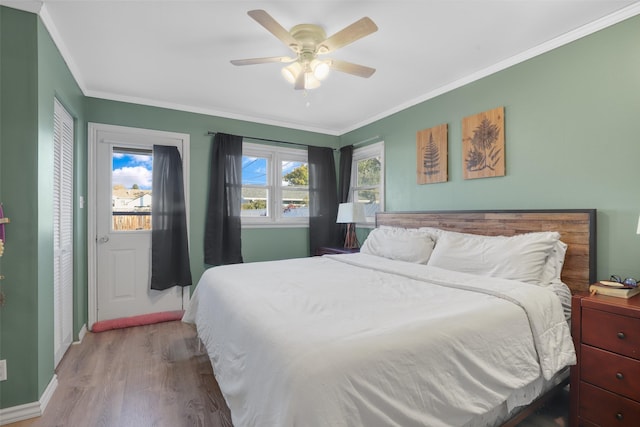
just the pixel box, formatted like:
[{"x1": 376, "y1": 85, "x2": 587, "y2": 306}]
[
  {"x1": 241, "y1": 142, "x2": 309, "y2": 228},
  {"x1": 350, "y1": 141, "x2": 385, "y2": 227}
]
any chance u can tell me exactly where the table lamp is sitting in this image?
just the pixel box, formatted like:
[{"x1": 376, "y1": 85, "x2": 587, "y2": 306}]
[{"x1": 336, "y1": 202, "x2": 366, "y2": 249}]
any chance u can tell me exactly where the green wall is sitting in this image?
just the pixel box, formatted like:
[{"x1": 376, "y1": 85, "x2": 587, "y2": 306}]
[
  {"x1": 341, "y1": 14, "x2": 640, "y2": 280},
  {"x1": 0, "y1": 6, "x2": 85, "y2": 410},
  {"x1": 0, "y1": 6, "x2": 40, "y2": 408}
]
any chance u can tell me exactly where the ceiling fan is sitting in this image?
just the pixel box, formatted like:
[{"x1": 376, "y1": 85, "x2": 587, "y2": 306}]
[{"x1": 231, "y1": 10, "x2": 378, "y2": 90}]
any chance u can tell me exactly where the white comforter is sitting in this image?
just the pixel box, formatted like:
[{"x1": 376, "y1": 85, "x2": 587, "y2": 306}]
[{"x1": 183, "y1": 253, "x2": 575, "y2": 427}]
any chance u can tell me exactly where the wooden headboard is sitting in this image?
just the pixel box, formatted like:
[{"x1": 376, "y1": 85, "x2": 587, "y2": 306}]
[{"x1": 375, "y1": 209, "x2": 596, "y2": 293}]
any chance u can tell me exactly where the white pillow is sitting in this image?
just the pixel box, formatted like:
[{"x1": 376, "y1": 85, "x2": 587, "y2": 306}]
[
  {"x1": 539, "y1": 240, "x2": 568, "y2": 286},
  {"x1": 426, "y1": 231, "x2": 560, "y2": 285},
  {"x1": 361, "y1": 227, "x2": 435, "y2": 264},
  {"x1": 417, "y1": 226, "x2": 444, "y2": 240}
]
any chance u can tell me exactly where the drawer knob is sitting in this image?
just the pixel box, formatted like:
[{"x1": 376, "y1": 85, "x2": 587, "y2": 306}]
[
  {"x1": 616, "y1": 412, "x2": 624, "y2": 420},
  {"x1": 617, "y1": 332, "x2": 626, "y2": 339},
  {"x1": 616, "y1": 372, "x2": 624, "y2": 380}
]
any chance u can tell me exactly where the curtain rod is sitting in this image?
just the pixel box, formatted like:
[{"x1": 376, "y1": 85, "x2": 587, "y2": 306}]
[
  {"x1": 207, "y1": 131, "x2": 381, "y2": 150},
  {"x1": 207, "y1": 131, "x2": 331, "y2": 150}
]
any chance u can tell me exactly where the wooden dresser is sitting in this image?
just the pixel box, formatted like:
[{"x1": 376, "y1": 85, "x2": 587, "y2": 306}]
[{"x1": 570, "y1": 292, "x2": 640, "y2": 426}]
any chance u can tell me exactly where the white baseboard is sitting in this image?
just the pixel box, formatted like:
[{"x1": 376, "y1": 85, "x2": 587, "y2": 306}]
[
  {"x1": 1, "y1": 324, "x2": 83, "y2": 425},
  {"x1": 0, "y1": 401, "x2": 40, "y2": 426},
  {"x1": 0, "y1": 374, "x2": 58, "y2": 425},
  {"x1": 39, "y1": 374, "x2": 58, "y2": 414},
  {"x1": 75, "y1": 323, "x2": 88, "y2": 344}
]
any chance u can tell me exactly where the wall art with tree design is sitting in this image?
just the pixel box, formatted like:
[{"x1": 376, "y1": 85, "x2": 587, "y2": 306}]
[
  {"x1": 417, "y1": 123, "x2": 448, "y2": 184},
  {"x1": 462, "y1": 107, "x2": 505, "y2": 180}
]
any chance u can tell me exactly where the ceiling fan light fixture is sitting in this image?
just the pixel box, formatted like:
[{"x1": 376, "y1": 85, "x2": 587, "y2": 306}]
[
  {"x1": 311, "y1": 59, "x2": 330, "y2": 81},
  {"x1": 281, "y1": 62, "x2": 302, "y2": 84},
  {"x1": 304, "y1": 72, "x2": 321, "y2": 89},
  {"x1": 282, "y1": 61, "x2": 322, "y2": 90}
]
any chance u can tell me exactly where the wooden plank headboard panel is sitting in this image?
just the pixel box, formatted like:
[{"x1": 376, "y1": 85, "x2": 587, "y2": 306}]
[{"x1": 375, "y1": 209, "x2": 596, "y2": 293}]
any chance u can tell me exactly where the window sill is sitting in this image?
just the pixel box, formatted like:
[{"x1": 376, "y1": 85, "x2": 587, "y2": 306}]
[{"x1": 241, "y1": 221, "x2": 309, "y2": 229}]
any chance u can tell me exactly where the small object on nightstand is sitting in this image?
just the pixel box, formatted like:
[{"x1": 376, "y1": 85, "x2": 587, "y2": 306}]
[
  {"x1": 589, "y1": 283, "x2": 640, "y2": 299},
  {"x1": 598, "y1": 280, "x2": 628, "y2": 288}
]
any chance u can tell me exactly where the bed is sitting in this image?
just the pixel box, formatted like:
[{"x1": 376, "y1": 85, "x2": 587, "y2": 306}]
[{"x1": 183, "y1": 209, "x2": 596, "y2": 427}]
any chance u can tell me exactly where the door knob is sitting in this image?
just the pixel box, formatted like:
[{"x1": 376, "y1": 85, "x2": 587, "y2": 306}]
[{"x1": 98, "y1": 236, "x2": 110, "y2": 243}]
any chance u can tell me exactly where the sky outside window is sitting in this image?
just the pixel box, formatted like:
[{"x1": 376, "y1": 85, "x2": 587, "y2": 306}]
[
  {"x1": 242, "y1": 156, "x2": 268, "y2": 185},
  {"x1": 112, "y1": 150, "x2": 153, "y2": 189}
]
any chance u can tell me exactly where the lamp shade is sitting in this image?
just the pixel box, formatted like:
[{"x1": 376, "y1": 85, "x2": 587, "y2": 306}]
[
  {"x1": 281, "y1": 62, "x2": 302, "y2": 84},
  {"x1": 303, "y1": 72, "x2": 321, "y2": 89},
  {"x1": 311, "y1": 59, "x2": 330, "y2": 80},
  {"x1": 637, "y1": 214, "x2": 640, "y2": 234},
  {"x1": 336, "y1": 202, "x2": 366, "y2": 224}
]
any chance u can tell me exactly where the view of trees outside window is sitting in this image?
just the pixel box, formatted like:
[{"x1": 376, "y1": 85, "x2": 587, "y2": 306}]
[
  {"x1": 281, "y1": 161, "x2": 309, "y2": 217},
  {"x1": 353, "y1": 155, "x2": 382, "y2": 221},
  {"x1": 240, "y1": 146, "x2": 309, "y2": 221},
  {"x1": 112, "y1": 149, "x2": 153, "y2": 231}
]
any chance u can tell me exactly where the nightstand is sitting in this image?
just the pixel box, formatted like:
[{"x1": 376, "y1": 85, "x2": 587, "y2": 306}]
[
  {"x1": 315, "y1": 247, "x2": 360, "y2": 256},
  {"x1": 570, "y1": 292, "x2": 640, "y2": 426}
]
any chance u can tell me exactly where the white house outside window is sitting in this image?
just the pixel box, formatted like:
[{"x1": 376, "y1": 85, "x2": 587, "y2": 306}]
[
  {"x1": 351, "y1": 141, "x2": 384, "y2": 225},
  {"x1": 241, "y1": 142, "x2": 309, "y2": 227}
]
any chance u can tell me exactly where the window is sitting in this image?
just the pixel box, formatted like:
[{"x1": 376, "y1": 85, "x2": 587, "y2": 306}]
[
  {"x1": 350, "y1": 141, "x2": 384, "y2": 225},
  {"x1": 241, "y1": 142, "x2": 309, "y2": 226},
  {"x1": 111, "y1": 148, "x2": 153, "y2": 231}
]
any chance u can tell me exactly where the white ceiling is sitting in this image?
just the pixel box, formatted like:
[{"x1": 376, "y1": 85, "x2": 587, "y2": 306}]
[{"x1": 3, "y1": 0, "x2": 640, "y2": 135}]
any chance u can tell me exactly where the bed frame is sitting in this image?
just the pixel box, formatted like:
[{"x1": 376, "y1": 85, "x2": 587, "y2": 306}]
[
  {"x1": 376, "y1": 209, "x2": 596, "y2": 426},
  {"x1": 376, "y1": 209, "x2": 596, "y2": 293}
]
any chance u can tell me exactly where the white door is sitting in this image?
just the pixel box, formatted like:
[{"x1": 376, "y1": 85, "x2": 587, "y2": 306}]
[
  {"x1": 88, "y1": 124, "x2": 190, "y2": 324},
  {"x1": 53, "y1": 99, "x2": 73, "y2": 366}
]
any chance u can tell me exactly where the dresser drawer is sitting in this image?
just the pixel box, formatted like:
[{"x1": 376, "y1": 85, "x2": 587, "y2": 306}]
[
  {"x1": 581, "y1": 345, "x2": 640, "y2": 401},
  {"x1": 579, "y1": 382, "x2": 640, "y2": 426},
  {"x1": 582, "y1": 308, "x2": 640, "y2": 359}
]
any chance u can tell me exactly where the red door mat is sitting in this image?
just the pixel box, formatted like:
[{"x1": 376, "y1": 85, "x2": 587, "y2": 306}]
[{"x1": 92, "y1": 310, "x2": 185, "y2": 332}]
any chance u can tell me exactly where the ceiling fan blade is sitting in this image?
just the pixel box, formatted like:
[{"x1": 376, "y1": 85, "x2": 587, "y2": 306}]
[
  {"x1": 329, "y1": 59, "x2": 376, "y2": 78},
  {"x1": 319, "y1": 17, "x2": 378, "y2": 53},
  {"x1": 247, "y1": 10, "x2": 299, "y2": 51},
  {"x1": 231, "y1": 56, "x2": 295, "y2": 66}
]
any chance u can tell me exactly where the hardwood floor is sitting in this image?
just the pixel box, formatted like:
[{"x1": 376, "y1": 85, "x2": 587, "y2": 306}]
[
  {"x1": 19, "y1": 321, "x2": 231, "y2": 427},
  {"x1": 7, "y1": 321, "x2": 568, "y2": 427}
]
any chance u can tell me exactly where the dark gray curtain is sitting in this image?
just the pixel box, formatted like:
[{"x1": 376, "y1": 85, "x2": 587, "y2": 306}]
[
  {"x1": 204, "y1": 133, "x2": 243, "y2": 266},
  {"x1": 151, "y1": 145, "x2": 192, "y2": 290},
  {"x1": 308, "y1": 146, "x2": 340, "y2": 255},
  {"x1": 337, "y1": 145, "x2": 353, "y2": 242},
  {"x1": 338, "y1": 145, "x2": 353, "y2": 202}
]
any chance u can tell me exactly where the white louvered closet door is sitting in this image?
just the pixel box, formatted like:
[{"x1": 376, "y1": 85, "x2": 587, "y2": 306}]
[{"x1": 53, "y1": 99, "x2": 74, "y2": 367}]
